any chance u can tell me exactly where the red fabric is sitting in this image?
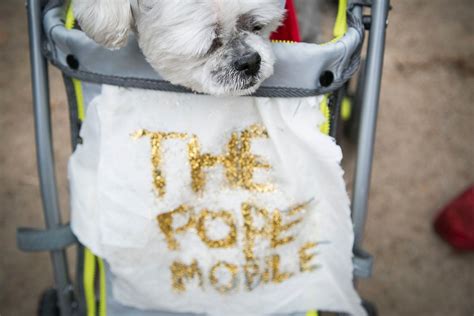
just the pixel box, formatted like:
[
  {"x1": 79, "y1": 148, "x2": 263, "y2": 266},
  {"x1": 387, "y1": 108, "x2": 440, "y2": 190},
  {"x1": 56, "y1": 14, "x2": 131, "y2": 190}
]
[
  {"x1": 270, "y1": 0, "x2": 301, "y2": 42},
  {"x1": 434, "y1": 185, "x2": 474, "y2": 251}
]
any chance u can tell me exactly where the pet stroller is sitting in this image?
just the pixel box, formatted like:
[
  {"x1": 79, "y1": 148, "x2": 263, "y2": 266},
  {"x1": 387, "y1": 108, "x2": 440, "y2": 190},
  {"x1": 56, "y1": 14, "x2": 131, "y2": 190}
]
[{"x1": 18, "y1": 0, "x2": 390, "y2": 315}]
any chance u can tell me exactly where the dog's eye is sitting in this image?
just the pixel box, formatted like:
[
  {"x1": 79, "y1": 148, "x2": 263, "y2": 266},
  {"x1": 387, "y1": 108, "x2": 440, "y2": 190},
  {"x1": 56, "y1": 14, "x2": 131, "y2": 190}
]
[
  {"x1": 252, "y1": 25, "x2": 264, "y2": 32},
  {"x1": 208, "y1": 37, "x2": 223, "y2": 54}
]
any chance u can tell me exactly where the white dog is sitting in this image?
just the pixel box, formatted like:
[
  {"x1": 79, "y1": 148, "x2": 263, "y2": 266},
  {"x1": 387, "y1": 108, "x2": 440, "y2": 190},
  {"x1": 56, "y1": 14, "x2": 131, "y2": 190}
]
[{"x1": 74, "y1": 0, "x2": 285, "y2": 96}]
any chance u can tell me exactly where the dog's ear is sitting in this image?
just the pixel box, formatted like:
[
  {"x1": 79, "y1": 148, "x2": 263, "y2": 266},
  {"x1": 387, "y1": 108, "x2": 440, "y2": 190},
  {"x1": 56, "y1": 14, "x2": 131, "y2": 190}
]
[{"x1": 74, "y1": 0, "x2": 133, "y2": 49}]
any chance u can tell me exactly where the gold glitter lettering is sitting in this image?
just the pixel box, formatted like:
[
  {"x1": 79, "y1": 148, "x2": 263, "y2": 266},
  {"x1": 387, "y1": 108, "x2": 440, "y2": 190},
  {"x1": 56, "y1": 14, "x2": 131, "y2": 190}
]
[
  {"x1": 157, "y1": 205, "x2": 195, "y2": 250},
  {"x1": 269, "y1": 255, "x2": 293, "y2": 283},
  {"x1": 288, "y1": 202, "x2": 308, "y2": 216},
  {"x1": 188, "y1": 135, "x2": 221, "y2": 193},
  {"x1": 243, "y1": 260, "x2": 261, "y2": 291},
  {"x1": 170, "y1": 260, "x2": 203, "y2": 292},
  {"x1": 271, "y1": 203, "x2": 307, "y2": 248},
  {"x1": 132, "y1": 129, "x2": 187, "y2": 197},
  {"x1": 209, "y1": 261, "x2": 239, "y2": 293},
  {"x1": 239, "y1": 124, "x2": 274, "y2": 192},
  {"x1": 299, "y1": 242, "x2": 319, "y2": 272},
  {"x1": 262, "y1": 256, "x2": 272, "y2": 283},
  {"x1": 222, "y1": 132, "x2": 242, "y2": 187},
  {"x1": 241, "y1": 203, "x2": 271, "y2": 261},
  {"x1": 196, "y1": 210, "x2": 237, "y2": 248},
  {"x1": 187, "y1": 124, "x2": 274, "y2": 193}
]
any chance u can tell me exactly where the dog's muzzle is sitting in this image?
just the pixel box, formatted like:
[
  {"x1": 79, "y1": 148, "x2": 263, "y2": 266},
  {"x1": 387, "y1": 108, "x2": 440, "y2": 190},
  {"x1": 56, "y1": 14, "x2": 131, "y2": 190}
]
[{"x1": 233, "y1": 52, "x2": 262, "y2": 77}]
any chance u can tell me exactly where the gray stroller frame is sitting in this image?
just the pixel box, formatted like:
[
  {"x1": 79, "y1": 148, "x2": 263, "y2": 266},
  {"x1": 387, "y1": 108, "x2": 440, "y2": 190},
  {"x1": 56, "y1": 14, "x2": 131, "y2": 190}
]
[{"x1": 18, "y1": 0, "x2": 390, "y2": 315}]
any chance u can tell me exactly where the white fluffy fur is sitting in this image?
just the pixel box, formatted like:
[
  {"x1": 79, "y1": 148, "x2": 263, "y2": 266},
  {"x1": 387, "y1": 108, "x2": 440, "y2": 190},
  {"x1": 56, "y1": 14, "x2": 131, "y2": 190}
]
[
  {"x1": 74, "y1": 0, "x2": 133, "y2": 49},
  {"x1": 74, "y1": 0, "x2": 285, "y2": 96}
]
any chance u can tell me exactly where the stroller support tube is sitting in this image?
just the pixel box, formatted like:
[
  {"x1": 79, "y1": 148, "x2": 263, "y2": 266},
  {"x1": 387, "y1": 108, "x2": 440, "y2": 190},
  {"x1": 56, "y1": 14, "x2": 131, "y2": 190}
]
[
  {"x1": 352, "y1": 0, "x2": 390, "y2": 249},
  {"x1": 26, "y1": 0, "x2": 74, "y2": 314}
]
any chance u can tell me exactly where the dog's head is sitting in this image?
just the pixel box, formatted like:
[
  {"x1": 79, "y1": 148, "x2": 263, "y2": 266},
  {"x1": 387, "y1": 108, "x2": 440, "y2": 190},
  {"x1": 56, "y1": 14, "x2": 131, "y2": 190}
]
[{"x1": 74, "y1": 0, "x2": 285, "y2": 95}]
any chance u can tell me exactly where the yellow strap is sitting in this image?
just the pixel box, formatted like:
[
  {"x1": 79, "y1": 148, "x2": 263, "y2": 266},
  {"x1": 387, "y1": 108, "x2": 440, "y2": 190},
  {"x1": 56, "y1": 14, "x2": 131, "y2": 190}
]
[
  {"x1": 84, "y1": 248, "x2": 97, "y2": 316},
  {"x1": 97, "y1": 258, "x2": 107, "y2": 316},
  {"x1": 65, "y1": 1, "x2": 86, "y2": 122},
  {"x1": 83, "y1": 249, "x2": 107, "y2": 316},
  {"x1": 64, "y1": 0, "x2": 76, "y2": 30},
  {"x1": 319, "y1": 0, "x2": 349, "y2": 134},
  {"x1": 72, "y1": 78, "x2": 86, "y2": 121},
  {"x1": 320, "y1": 95, "x2": 331, "y2": 135},
  {"x1": 320, "y1": 0, "x2": 348, "y2": 45},
  {"x1": 65, "y1": 3, "x2": 106, "y2": 315},
  {"x1": 333, "y1": 0, "x2": 348, "y2": 39}
]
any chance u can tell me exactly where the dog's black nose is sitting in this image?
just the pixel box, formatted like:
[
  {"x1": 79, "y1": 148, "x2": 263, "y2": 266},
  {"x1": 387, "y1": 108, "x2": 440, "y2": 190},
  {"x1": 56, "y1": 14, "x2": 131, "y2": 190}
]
[{"x1": 234, "y1": 52, "x2": 261, "y2": 76}]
